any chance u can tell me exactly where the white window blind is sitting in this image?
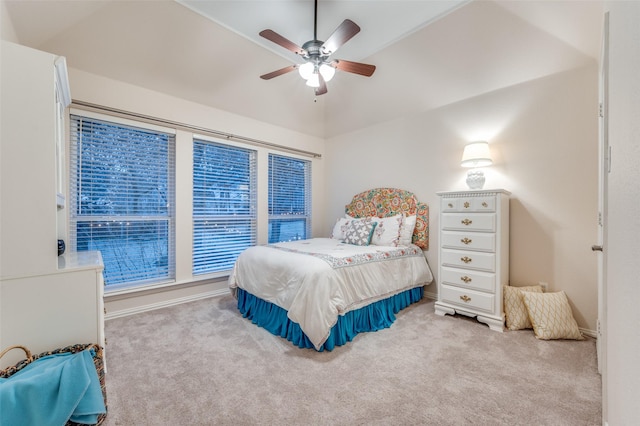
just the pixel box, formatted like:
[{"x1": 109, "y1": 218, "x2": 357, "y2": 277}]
[
  {"x1": 193, "y1": 139, "x2": 257, "y2": 275},
  {"x1": 268, "y1": 154, "x2": 311, "y2": 243},
  {"x1": 69, "y1": 115, "x2": 176, "y2": 290}
]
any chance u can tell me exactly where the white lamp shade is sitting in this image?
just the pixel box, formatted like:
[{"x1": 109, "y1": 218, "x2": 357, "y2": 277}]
[
  {"x1": 298, "y1": 62, "x2": 314, "y2": 80},
  {"x1": 305, "y1": 73, "x2": 320, "y2": 88},
  {"x1": 461, "y1": 141, "x2": 493, "y2": 168},
  {"x1": 319, "y1": 63, "x2": 336, "y2": 82}
]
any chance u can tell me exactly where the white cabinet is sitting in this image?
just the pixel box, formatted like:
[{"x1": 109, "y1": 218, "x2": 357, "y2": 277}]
[
  {"x1": 435, "y1": 189, "x2": 510, "y2": 331},
  {"x1": 0, "y1": 252, "x2": 105, "y2": 368},
  {"x1": 0, "y1": 42, "x2": 105, "y2": 368},
  {"x1": 1, "y1": 41, "x2": 69, "y2": 278}
]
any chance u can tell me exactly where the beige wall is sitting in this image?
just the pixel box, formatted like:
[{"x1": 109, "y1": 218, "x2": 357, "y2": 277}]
[
  {"x1": 0, "y1": 1, "x2": 18, "y2": 43},
  {"x1": 325, "y1": 65, "x2": 599, "y2": 332}
]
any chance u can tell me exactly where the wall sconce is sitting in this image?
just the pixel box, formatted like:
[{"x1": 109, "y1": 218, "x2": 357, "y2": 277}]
[{"x1": 461, "y1": 141, "x2": 492, "y2": 189}]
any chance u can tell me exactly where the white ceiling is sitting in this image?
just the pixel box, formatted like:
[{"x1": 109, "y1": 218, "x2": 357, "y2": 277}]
[
  {"x1": 177, "y1": 0, "x2": 470, "y2": 64},
  {"x1": 2, "y1": 0, "x2": 604, "y2": 139}
]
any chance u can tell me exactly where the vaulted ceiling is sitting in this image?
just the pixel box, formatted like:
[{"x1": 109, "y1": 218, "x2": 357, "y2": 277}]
[{"x1": 2, "y1": 0, "x2": 603, "y2": 138}]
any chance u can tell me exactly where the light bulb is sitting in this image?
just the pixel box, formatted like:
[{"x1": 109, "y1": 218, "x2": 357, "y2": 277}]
[
  {"x1": 305, "y1": 73, "x2": 320, "y2": 88},
  {"x1": 298, "y1": 62, "x2": 314, "y2": 80},
  {"x1": 319, "y1": 63, "x2": 336, "y2": 82}
]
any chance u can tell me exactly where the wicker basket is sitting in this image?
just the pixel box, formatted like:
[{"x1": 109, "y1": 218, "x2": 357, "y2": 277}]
[{"x1": 0, "y1": 343, "x2": 107, "y2": 426}]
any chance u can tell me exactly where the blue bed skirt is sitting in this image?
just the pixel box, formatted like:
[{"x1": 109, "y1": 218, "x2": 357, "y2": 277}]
[{"x1": 236, "y1": 286, "x2": 424, "y2": 351}]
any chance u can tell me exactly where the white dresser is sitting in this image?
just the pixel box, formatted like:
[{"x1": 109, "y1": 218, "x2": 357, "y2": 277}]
[{"x1": 435, "y1": 189, "x2": 510, "y2": 331}]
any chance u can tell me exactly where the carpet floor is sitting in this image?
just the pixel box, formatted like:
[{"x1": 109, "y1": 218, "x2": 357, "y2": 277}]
[{"x1": 102, "y1": 295, "x2": 601, "y2": 425}]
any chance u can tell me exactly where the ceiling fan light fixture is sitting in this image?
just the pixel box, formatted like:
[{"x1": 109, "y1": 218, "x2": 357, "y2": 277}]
[
  {"x1": 319, "y1": 63, "x2": 336, "y2": 82},
  {"x1": 305, "y1": 73, "x2": 320, "y2": 88},
  {"x1": 298, "y1": 62, "x2": 314, "y2": 80}
]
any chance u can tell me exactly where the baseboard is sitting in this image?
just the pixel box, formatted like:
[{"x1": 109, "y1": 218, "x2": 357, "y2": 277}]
[
  {"x1": 105, "y1": 288, "x2": 230, "y2": 320},
  {"x1": 423, "y1": 290, "x2": 438, "y2": 300}
]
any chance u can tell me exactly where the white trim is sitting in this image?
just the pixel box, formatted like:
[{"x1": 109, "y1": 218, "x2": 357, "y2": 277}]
[
  {"x1": 105, "y1": 288, "x2": 230, "y2": 320},
  {"x1": 423, "y1": 289, "x2": 438, "y2": 300},
  {"x1": 54, "y1": 56, "x2": 71, "y2": 107}
]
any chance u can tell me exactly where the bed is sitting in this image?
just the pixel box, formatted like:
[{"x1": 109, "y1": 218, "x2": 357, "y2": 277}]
[{"x1": 228, "y1": 188, "x2": 433, "y2": 351}]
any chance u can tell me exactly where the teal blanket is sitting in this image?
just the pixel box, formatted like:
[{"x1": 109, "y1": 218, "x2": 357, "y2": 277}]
[{"x1": 0, "y1": 349, "x2": 105, "y2": 425}]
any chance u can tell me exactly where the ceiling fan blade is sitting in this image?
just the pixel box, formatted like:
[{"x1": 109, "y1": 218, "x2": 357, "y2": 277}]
[
  {"x1": 315, "y1": 73, "x2": 328, "y2": 96},
  {"x1": 260, "y1": 65, "x2": 298, "y2": 80},
  {"x1": 321, "y1": 19, "x2": 360, "y2": 56},
  {"x1": 332, "y1": 59, "x2": 376, "y2": 77},
  {"x1": 259, "y1": 29, "x2": 306, "y2": 56}
]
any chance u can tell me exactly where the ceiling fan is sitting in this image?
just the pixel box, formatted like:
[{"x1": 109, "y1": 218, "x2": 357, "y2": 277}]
[{"x1": 259, "y1": 0, "x2": 376, "y2": 96}]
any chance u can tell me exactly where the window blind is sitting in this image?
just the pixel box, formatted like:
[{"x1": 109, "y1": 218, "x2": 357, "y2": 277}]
[
  {"x1": 268, "y1": 154, "x2": 311, "y2": 243},
  {"x1": 69, "y1": 115, "x2": 176, "y2": 289},
  {"x1": 193, "y1": 139, "x2": 257, "y2": 275}
]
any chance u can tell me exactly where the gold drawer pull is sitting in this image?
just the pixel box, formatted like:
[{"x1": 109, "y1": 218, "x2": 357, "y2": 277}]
[
  {"x1": 461, "y1": 237, "x2": 472, "y2": 245},
  {"x1": 461, "y1": 218, "x2": 472, "y2": 226},
  {"x1": 448, "y1": 203, "x2": 453, "y2": 208},
  {"x1": 482, "y1": 202, "x2": 488, "y2": 207},
  {"x1": 463, "y1": 202, "x2": 470, "y2": 208},
  {"x1": 461, "y1": 276, "x2": 472, "y2": 283},
  {"x1": 460, "y1": 295, "x2": 471, "y2": 303},
  {"x1": 461, "y1": 256, "x2": 472, "y2": 264}
]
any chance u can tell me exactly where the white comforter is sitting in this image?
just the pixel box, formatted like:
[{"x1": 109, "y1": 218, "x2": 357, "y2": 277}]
[{"x1": 228, "y1": 238, "x2": 433, "y2": 350}]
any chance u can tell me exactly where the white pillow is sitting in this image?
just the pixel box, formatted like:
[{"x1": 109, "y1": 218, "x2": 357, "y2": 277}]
[
  {"x1": 370, "y1": 214, "x2": 403, "y2": 247},
  {"x1": 331, "y1": 217, "x2": 352, "y2": 241},
  {"x1": 398, "y1": 215, "x2": 417, "y2": 246}
]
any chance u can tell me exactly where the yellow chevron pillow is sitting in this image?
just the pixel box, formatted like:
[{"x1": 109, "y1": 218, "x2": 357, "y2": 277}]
[
  {"x1": 504, "y1": 285, "x2": 543, "y2": 330},
  {"x1": 522, "y1": 291, "x2": 584, "y2": 340}
]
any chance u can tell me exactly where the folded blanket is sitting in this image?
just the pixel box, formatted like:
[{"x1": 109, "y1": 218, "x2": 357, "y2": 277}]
[{"x1": 0, "y1": 349, "x2": 106, "y2": 425}]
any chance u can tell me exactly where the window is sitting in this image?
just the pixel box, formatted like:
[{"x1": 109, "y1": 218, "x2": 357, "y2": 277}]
[
  {"x1": 69, "y1": 115, "x2": 175, "y2": 290},
  {"x1": 193, "y1": 139, "x2": 257, "y2": 275},
  {"x1": 268, "y1": 154, "x2": 311, "y2": 243}
]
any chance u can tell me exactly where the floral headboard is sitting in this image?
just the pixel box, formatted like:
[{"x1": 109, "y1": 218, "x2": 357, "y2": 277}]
[{"x1": 344, "y1": 188, "x2": 429, "y2": 249}]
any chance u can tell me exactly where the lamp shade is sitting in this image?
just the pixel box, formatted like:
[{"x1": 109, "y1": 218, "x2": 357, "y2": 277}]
[
  {"x1": 461, "y1": 141, "x2": 493, "y2": 168},
  {"x1": 298, "y1": 62, "x2": 314, "y2": 80}
]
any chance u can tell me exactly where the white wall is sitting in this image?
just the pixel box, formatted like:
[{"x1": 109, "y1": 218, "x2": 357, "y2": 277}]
[
  {"x1": 325, "y1": 65, "x2": 599, "y2": 331},
  {"x1": 66, "y1": 68, "x2": 327, "y2": 317},
  {"x1": 604, "y1": 1, "x2": 640, "y2": 423},
  {"x1": 0, "y1": 1, "x2": 18, "y2": 43}
]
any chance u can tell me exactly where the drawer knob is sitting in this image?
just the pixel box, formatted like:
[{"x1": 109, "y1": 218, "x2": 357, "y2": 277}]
[
  {"x1": 482, "y1": 202, "x2": 488, "y2": 207},
  {"x1": 461, "y1": 256, "x2": 472, "y2": 264},
  {"x1": 461, "y1": 218, "x2": 472, "y2": 226},
  {"x1": 463, "y1": 202, "x2": 470, "y2": 208},
  {"x1": 461, "y1": 276, "x2": 472, "y2": 283},
  {"x1": 461, "y1": 237, "x2": 472, "y2": 245},
  {"x1": 460, "y1": 295, "x2": 471, "y2": 303},
  {"x1": 448, "y1": 203, "x2": 453, "y2": 208}
]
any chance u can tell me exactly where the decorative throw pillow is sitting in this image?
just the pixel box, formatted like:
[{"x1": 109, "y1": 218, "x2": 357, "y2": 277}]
[
  {"x1": 504, "y1": 285, "x2": 543, "y2": 330},
  {"x1": 398, "y1": 215, "x2": 417, "y2": 246},
  {"x1": 343, "y1": 219, "x2": 377, "y2": 246},
  {"x1": 370, "y1": 214, "x2": 403, "y2": 247},
  {"x1": 330, "y1": 217, "x2": 352, "y2": 241},
  {"x1": 522, "y1": 291, "x2": 584, "y2": 340}
]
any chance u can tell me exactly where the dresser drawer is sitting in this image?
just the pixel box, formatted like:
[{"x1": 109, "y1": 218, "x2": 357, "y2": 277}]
[
  {"x1": 441, "y1": 196, "x2": 496, "y2": 212},
  {"x1": 441, "y1": 266, "x2": 495, "y2": 293},
  {"x1": 441, "y1": 231, "x2": 495, "y2": 252},
  {"x1": 441, "y1": 249, "x2": 495, "y2": 272},
  {"x1": 440, "y1": 284, "x2": 495, "y2": 313},
  {"x1": 441, "y1": 213, "x2": 496, "y2": 232}
]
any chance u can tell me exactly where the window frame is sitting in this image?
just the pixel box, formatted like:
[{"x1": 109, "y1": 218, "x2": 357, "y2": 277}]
[
  {"x1": 68, "y1": 111, "x2": 176, "y2": 292},
  {"x1": 192, "y1": 136, "x2": 257, "y2": 276},
  {"x1": 268, "y1": 153, "x2": 312, "y2": 243}
]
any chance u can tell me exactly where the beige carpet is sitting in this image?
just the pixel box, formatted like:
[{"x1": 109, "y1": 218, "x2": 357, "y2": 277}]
[{"x1": 102, "y1": 295, "x2": 601, "y2": 425}]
